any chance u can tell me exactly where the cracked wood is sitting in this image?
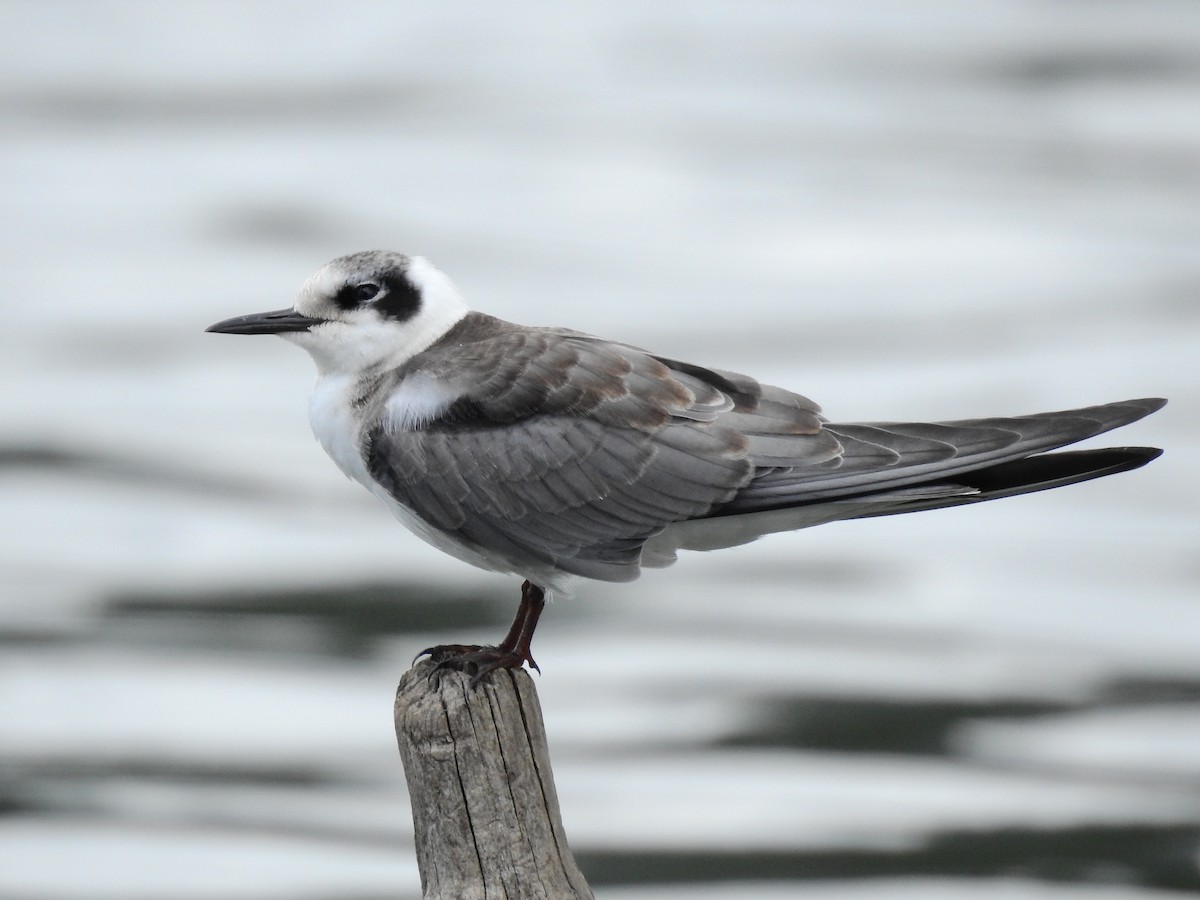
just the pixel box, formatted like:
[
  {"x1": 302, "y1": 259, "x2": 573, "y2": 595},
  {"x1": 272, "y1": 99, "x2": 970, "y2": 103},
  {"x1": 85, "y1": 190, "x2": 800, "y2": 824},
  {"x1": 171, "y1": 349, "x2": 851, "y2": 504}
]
[{"x1": 395, "y1": 660, "x2": 593, "y2": 899}]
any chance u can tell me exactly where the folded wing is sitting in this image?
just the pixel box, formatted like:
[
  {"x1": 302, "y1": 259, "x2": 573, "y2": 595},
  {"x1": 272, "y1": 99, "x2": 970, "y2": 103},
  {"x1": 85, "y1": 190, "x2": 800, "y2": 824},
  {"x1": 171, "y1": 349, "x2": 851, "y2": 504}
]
[{"x1": 368, "y1": 316, "x2": 1165, "y2": 582}]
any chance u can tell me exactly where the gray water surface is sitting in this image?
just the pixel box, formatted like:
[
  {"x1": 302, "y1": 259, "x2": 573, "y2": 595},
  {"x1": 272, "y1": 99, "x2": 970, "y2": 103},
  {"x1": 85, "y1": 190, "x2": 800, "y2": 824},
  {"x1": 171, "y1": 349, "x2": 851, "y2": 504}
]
[{"x1": 1, "y1": 3, "x2": 1197, "y2": 898}]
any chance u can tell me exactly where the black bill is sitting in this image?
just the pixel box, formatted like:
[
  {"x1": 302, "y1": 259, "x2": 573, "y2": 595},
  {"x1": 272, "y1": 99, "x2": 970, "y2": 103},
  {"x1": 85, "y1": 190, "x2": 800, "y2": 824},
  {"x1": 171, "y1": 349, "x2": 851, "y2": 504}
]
[{"x1": 206, "y1": 308, "x2": 325, "y2": 335}]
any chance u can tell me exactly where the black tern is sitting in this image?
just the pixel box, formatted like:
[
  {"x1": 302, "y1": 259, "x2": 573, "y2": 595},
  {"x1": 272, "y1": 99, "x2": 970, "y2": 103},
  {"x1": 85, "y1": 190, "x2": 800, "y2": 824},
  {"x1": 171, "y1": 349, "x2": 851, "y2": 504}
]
[{"x1": 208, "y1": 250, "x2": 1165, "y2": 679}]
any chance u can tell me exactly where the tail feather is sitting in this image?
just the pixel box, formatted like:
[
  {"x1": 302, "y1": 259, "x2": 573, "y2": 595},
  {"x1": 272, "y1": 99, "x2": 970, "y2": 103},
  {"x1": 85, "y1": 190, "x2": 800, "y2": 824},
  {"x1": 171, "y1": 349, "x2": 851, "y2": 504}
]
[
  {"x1": 639, "y1": 399, "x2": 1164, "y2": 569},
  {"x1": 847, "y1": 445, "x2": 1162, "y2": 520},
  {"x1": 725, "y1": 398, "x2": 1165, "y2": 512}
]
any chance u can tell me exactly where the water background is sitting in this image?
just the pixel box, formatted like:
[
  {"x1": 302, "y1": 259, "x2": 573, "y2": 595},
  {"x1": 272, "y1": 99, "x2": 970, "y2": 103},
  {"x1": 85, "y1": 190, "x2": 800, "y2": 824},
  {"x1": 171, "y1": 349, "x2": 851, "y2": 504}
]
[{"x1": 1, "y1": 2, "x2": 1197, "y2": 897}]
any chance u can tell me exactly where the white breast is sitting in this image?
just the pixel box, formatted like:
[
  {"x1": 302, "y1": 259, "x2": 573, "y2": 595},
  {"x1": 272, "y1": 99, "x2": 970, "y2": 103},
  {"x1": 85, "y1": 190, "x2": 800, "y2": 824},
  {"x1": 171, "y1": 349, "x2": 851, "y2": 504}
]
[{"x1": 308, "y1": 373, "x2": 371, "y2": 484}]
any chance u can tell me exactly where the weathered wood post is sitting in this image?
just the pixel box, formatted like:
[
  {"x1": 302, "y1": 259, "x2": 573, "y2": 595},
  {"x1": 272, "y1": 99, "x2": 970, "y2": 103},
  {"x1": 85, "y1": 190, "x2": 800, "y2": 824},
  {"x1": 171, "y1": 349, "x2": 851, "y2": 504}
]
[{"x1": 394, "y1": 659, "x2": 594, "y2": 900}]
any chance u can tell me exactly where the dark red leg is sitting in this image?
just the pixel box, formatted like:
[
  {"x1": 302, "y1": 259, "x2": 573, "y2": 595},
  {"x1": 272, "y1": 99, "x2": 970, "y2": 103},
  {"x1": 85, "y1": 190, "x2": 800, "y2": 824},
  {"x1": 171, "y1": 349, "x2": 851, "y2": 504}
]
[{"x1": 418, "y1": 581, "x2": 546, "y2": 684}]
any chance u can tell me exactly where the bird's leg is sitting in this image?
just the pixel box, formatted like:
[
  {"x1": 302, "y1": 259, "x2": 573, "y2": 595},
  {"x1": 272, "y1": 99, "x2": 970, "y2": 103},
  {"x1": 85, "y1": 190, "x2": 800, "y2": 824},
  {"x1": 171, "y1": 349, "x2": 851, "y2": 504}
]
[
  {"x1": 418, "y1": 581, "x2": 546, "y2": 684},
  {"x1": 492, "y1": 580, "x2": 545, "y2": 668}
]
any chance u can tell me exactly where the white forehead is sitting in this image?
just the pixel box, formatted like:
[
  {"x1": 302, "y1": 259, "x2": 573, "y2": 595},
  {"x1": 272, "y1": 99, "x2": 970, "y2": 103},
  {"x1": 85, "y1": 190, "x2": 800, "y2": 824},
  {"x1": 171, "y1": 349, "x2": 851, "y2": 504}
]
[{"x1": 300, "y1": 261, "x2": 353, "y2": 301}]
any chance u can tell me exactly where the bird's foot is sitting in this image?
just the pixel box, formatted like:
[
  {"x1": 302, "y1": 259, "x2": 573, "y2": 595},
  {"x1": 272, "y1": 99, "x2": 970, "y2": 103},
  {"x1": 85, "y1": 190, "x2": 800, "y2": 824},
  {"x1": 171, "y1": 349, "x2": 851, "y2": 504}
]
[
  {"x1": 416, "y1": 581, "x2": 545, "y2": 687},
  {"x1": 417, "y1": 643, "x2": 539, "y2": 687}
]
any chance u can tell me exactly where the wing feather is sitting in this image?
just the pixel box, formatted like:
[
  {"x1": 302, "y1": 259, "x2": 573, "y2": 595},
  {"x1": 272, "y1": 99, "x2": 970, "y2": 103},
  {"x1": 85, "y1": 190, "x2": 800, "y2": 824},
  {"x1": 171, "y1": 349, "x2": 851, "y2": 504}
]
[
  {"x1": 366, "y1": 414, "x2": 751, "y2": 581},
  {"x1": 723, "y1": 399, "x2": 1165, "y2": 512},
  {"x1": 363, "y1": 314, "x2": 1163, "y2": 582}
]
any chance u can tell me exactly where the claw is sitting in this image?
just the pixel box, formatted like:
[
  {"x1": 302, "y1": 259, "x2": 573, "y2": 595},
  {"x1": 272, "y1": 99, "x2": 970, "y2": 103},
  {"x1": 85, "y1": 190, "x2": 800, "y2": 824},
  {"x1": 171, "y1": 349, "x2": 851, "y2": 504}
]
[
  {"x1": 418, "y1": 643, "x2": 535, "y2": 687},
  {"x1": 414, "y1": 643, "x2": 476, "y2": 666}
]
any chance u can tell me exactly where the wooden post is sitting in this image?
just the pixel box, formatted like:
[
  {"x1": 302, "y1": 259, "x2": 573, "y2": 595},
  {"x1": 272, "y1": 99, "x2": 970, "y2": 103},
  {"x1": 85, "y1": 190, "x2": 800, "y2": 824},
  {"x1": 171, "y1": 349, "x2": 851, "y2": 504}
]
[{"x1": 394, "y1": 659, "x2": 594, "y2": 900}]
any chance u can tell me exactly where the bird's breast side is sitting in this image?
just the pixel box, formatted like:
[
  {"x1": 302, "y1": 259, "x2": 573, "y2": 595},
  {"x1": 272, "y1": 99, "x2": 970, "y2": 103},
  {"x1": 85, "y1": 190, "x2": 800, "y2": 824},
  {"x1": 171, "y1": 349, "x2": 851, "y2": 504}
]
[
  {"x1": 307, "y1": 372, "x2": 536, "y2": 581},
  {"x1": 308, "y1": 373, "x2": 374, "y2": 486}
]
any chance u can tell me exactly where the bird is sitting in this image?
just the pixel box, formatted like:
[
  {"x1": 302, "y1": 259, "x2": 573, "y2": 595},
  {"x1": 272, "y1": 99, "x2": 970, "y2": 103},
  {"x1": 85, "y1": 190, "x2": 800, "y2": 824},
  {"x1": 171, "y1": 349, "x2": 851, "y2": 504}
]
[{"x1": 208, "y1": 250, "x2": 1165, "y2": 680}]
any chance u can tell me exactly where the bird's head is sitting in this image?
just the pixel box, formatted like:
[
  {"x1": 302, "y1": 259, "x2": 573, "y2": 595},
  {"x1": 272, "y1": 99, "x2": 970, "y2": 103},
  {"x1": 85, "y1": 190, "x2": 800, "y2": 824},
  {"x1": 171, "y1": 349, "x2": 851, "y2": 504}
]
[{"x1": 207, "y1": 251, "x2": 469, "y2": 375}]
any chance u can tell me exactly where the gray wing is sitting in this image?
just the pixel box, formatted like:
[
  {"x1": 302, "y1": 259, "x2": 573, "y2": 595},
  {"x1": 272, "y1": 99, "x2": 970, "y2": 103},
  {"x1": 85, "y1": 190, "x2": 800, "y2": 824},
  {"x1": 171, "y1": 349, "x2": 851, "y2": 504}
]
[
  {"x1": 368, "y1": 415, "x2": 748, "y2": 581},
  {"x1": 363, "y1": 315, "x2": 840, "y2": 582},
  {"x1": 367, "y1": 314, "x2": 1163, "y2": 581}
]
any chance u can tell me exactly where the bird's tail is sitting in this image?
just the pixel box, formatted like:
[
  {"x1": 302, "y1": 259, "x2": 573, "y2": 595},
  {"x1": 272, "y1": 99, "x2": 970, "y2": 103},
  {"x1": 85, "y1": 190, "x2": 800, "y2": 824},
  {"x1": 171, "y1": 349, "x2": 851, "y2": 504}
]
[
  {"x1": 641, "y1": 398, "x2": 1164, "y2": 567},
  {"x1": 844, "y1": 444, "x2": 1161, "y2": 520}
]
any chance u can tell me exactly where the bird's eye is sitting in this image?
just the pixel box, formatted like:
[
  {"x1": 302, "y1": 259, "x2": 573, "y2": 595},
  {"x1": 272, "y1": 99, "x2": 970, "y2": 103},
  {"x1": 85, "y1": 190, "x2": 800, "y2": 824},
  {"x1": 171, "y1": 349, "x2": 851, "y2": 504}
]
[{"x1": 352, "y1": 282, "x2": 382, "y2": 302}]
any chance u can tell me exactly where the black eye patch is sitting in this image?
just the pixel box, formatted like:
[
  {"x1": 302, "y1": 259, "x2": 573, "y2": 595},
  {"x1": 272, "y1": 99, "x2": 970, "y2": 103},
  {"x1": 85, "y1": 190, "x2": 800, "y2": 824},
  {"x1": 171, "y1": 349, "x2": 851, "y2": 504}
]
[
  {"x1": 374, "y1": 271, "x2": 422, "y2": 322},
  {"x1": 332, "y1": 273, "x2": 421, "y2": 320}
]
